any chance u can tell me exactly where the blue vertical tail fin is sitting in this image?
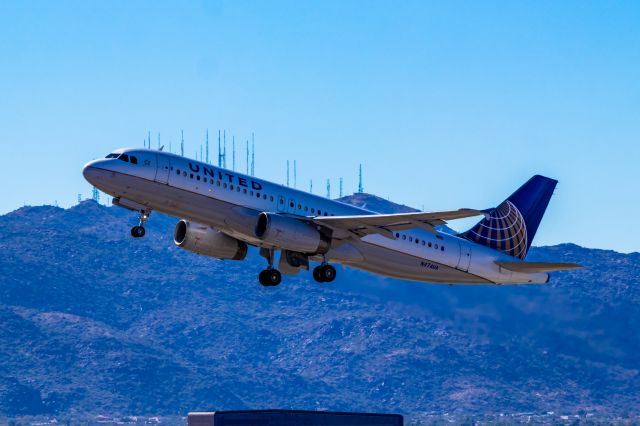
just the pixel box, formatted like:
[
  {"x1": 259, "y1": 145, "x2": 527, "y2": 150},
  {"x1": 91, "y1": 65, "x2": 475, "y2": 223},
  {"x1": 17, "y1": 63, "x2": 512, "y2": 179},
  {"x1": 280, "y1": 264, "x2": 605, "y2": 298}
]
[{"x1": 459, "y1": 175, "x2": 557, "y2": 259}]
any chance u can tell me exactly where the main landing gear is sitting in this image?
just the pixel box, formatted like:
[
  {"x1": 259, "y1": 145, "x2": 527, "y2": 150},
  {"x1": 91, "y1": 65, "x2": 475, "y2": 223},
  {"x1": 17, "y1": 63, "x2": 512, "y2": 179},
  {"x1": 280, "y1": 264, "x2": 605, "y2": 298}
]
[
  {"x1": 258, "y1": 247, "x2": 282, "y2": 287},
  {"x1": 130, "y1": 210, "x2": 150, "y2": 238},
  {"x1": 257, "y1": 249, "x2": 337, "y2": 286},
  {"x1": 313, "y1": 261, "x2": 336, "y2": 283}
]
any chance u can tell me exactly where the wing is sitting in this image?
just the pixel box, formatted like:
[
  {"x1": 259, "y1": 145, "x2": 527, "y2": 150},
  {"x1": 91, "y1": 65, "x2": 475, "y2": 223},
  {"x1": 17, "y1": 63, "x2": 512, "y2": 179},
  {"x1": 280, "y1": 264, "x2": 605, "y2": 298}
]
[
  {"x1": 496, "y1": 262, "x2": 583, "y2": 273},
  {"x1": 312, "y1": 209, "x2": 488, "y2": 239}
]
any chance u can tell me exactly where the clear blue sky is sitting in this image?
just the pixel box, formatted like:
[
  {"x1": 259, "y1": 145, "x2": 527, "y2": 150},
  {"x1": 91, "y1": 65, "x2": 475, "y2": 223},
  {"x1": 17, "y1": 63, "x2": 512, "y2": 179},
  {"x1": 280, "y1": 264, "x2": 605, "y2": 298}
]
[{"x1": 1, "y1": 1, "x2": 638, "y2": 252}]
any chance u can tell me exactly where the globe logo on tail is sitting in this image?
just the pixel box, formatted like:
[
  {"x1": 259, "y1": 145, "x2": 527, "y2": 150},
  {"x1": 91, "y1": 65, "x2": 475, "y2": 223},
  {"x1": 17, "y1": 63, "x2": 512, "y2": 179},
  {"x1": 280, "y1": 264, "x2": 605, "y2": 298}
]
[{"x1": 464, "y1": 201, "x2": 529, "y2": 259}]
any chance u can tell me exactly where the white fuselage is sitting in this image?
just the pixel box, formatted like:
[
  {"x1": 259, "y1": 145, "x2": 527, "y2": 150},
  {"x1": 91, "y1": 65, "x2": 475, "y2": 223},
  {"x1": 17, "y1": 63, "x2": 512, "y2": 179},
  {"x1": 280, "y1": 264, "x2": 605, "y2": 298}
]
[{"x1": 83, "y1": 148, "x2": 549, "y2": 285}]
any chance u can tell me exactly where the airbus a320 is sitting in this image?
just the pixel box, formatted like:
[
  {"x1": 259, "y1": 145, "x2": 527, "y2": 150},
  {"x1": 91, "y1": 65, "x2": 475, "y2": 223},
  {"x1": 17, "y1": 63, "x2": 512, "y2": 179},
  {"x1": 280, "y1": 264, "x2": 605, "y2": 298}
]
[{"x1": 83, "y1": 148, "x2": 581, "y2": 287}]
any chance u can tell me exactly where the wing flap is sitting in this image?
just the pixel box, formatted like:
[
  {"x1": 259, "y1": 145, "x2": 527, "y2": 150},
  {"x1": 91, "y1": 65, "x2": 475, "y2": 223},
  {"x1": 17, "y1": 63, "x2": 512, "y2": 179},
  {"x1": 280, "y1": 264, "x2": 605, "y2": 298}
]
[{"x1": 496, "y1": 261, "x2": 583, "y2": 273}]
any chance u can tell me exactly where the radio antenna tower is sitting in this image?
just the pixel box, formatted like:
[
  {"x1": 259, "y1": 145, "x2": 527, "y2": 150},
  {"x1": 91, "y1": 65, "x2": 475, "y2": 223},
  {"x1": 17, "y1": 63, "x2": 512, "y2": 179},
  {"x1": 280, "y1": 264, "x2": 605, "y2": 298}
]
[
  {"x1": 232, "y1": 136, "x2": 236, "y2": 171},
  {"x1": 206, "y1": 129, "x2": 210, "y2": 164},
  {"x1": 246, "y1": 140, "x2": 249, "y2": 174},
  {"x1": 157, "y1": 132, "x2": 161, "y2": 149},
  {"x1": 358, "y1": 164, "x2": 363, "y2": 193},
  {"x1": 294, "y1": 160, "x2": 297, "y2": 188},
  {"x1": 218, "y1": 130, "x2": 222, "y2": 167},
  {"x1": 200, "y1": 144, "x2": 203, "y2": 162},
  {"x1": 286, "y1": 160, "x2": 290, "y2": 186},
  {"x1": 326, "y1": 179, "x2": 331, "y2": 198},
  {"x1": 223, "y1": 130, "x2": 227, "y2": 168},
  {"x1": 251, "y1": 132, "x2": 255, "y2": 176},
  {"x1": 180, "y1": 130, "x2": 185, "y2": 156},
  {"x1": 92, "y1": 187, "x2": 100, "y2": 203},
  {"x1": 148, "y1": 131, "x2": 151, "y2": 149},
  {"x1": 77, "y1": 194, "x2": 81, "y2": 204},
  {"x1": 339, "y1": 177, "x2": 343, "y2": 197},
  {"x1": 310, "y1": 179, "x2": 313, "y2": 194}
]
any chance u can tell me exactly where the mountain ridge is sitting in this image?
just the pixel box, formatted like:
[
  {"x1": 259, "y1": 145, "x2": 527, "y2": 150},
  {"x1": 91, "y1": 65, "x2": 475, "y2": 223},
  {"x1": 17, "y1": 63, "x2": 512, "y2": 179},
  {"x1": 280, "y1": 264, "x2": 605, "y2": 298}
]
[{"x1": 0, "y1": 198, "x2": 638, "y2": 422}]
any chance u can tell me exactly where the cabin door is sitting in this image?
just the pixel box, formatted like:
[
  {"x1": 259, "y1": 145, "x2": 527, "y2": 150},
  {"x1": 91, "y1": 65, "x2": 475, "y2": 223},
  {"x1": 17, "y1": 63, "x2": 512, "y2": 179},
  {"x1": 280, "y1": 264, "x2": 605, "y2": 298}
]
[
  {"x1": 155, "y1": 153, "x2": 171, "y2": 184},
  {"x1": 457, "y1": 243, "x2": 472, "y2": 272}
]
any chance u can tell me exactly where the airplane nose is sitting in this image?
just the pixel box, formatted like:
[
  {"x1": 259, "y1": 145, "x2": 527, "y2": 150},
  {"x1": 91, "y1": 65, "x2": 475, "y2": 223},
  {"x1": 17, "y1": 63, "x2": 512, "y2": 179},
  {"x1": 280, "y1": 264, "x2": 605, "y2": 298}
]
[{"x1": 82, "y1": 160, "x2": 103, "y2": 185}]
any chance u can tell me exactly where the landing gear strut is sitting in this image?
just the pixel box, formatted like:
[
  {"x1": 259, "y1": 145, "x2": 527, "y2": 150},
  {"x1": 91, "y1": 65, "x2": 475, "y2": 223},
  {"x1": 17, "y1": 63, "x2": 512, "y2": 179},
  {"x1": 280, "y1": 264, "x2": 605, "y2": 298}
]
[
  {"x1": 313, "y1": 259, "x2": 336, "y2": 283},
  {"x1": 130, "y1": 210, "x2": 150, "y2": 238},
  {"x1": 258, "y1": 247, "x2": 282, "y2": 287}
]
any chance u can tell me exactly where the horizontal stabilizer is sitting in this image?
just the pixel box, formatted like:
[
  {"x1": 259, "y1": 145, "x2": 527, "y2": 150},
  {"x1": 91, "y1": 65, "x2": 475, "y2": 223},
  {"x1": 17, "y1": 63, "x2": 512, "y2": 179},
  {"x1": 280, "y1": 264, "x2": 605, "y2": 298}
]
[{"x1": 496, "y1": 261, "x2": 583, "y2": 274}]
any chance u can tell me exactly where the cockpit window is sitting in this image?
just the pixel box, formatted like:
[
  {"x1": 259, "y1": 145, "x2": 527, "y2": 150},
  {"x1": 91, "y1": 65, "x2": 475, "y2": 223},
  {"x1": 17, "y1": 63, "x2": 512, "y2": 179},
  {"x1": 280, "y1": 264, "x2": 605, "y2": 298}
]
[
  {"x1": 118, "y1": 154, "x2": 129, "y2": 163},
  {"x1": 105, "y1": 153, "x2": 118, "y2": 158},
  {"x1": 130, "y1": 156, "x2": 138, "y2": 164}
]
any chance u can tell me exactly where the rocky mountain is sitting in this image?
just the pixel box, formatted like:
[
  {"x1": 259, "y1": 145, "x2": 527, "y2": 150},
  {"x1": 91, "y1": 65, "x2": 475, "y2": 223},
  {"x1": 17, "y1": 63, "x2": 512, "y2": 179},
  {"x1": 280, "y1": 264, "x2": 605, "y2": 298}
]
[
  {"x1": 337, "y1": 193, "x2": 419, "y2": 213},
  {"x1": 0, "y1": 199, "x2": 638, "y2": 423}
]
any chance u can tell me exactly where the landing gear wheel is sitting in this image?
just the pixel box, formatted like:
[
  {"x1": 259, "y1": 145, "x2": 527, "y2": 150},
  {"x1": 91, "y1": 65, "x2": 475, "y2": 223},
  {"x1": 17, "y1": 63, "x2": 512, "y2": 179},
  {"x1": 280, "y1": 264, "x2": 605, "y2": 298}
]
[
  {"x1": 313, "y1": 266, "x2": 326, "y2": 283},
  {"x1": 321, "y1": 264, "x2": 336, "y2": 282},
  {"x1": 313, "y1": 265, "x2": 336, "y2": 283},
  {"x1": 131, "y1": 225, "x2": 146, "y2": 238},
  {"x1": 259, "y1": 269, "x2": 282, "y2": 287}
]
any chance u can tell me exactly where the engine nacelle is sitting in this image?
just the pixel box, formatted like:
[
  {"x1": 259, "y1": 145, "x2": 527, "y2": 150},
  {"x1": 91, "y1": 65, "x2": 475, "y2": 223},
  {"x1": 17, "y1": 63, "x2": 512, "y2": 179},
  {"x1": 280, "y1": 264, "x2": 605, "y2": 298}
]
[
  {"x1": 254, "y1": 212, "x2": 330, "y2": 255},
  {"x1": 174, "y1": 220, "x2": 248, "y2": 260}
]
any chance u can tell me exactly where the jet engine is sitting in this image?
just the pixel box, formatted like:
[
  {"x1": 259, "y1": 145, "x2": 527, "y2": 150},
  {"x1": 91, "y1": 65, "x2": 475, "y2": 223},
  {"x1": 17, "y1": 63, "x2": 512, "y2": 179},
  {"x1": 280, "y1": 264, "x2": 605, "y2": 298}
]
[
  {"x1": 174, "y1": 220, "x2": 248, "y2": 260},
  {"x1": 254, "y1": 212, "x2": 330, "y2": 254}
]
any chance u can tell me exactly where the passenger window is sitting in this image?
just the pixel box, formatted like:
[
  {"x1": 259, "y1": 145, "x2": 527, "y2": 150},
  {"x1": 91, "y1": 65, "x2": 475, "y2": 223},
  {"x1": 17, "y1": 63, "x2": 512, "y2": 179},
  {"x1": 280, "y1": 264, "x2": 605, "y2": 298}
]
[
  {"x1": 311, "y1": 208, "x2": 315, "y2": 213},
  {"x1": 176, "y1": 169, "x2": 180, "y2": 175},
  {"x1": 217, "y1": 181, "x2": 221, "y2": 186},
  {"x1": 197, "y1": 175, "x2": 200, "y2": 181},
  {"x1": 428, "y1": 242, "x2": 432, "y2": 247},
  {"x1": 324, "y1": 212, "x2": 327, "y2": 216},
  {"x1": 230, "y1": 185, "x2": 234, "y2": 190},
  {"x1": 415, "y1": 239, "x2": 419, "y2": 244},
  {"x1": 279, "y1": 198, "x2": 284, "y2": 204},
  {"x1": 402, "y1": 235, "x2": 406, "y2": 240},
  {"x1": 270, "y1": 196, "x2": 274, "y2": 202},
  {"x1": 435, "y1": 244, "x2": 439, "y2": 249},
  {"x1": 182, "y1": 171, "x2": 187, "y2": 177},
  {"x1": 396, "y1": 233, "x2": 399, "y2": 238},
  {"x1": 409, "y1": 237, "x2": 413, "y2": 242},
  {"x1": 236, "y1": 187, "x2": 240, "y2": 192},
  {"x1": 441, "y1": 246, "x2": 445, "y2": 251},
  {"x1": 304, "y1": 206, "x2": 308, "y2": 212},
  {"x1": 422, "y1": 241, "x2": 425, "y2": 246},
  {"x1": 256, "y1": 192, "x2": 260, "y2": 198},
  {"x1": 130, "y1": 156, "x2": 138, "y2": 164},
  {"x1": 243, "y1": 188, "x2": 247, "y2": 194},
  {"x1": 289, "y1": 201, "x2": 294, "y2": 208},
  {"x1": 190, "y1": 173, "x2": 194, "y2": 179},
  {"x1": 223, "y1": 183, "x2": 227, "y2": 188}
]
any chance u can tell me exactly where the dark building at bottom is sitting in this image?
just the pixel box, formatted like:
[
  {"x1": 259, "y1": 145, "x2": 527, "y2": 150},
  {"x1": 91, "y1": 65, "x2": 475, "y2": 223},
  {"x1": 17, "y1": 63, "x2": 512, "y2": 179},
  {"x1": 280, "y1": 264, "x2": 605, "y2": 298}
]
[{"x1": 188, "y1": 410, "x2": 403, "y2": 426}]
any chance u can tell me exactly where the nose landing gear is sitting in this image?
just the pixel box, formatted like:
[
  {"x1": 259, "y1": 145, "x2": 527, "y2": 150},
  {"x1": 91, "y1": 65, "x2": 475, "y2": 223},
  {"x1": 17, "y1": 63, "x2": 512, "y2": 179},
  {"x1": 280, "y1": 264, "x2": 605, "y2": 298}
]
[{"x1": 130, "y1": 210, "x2": 150, "y2": 238}]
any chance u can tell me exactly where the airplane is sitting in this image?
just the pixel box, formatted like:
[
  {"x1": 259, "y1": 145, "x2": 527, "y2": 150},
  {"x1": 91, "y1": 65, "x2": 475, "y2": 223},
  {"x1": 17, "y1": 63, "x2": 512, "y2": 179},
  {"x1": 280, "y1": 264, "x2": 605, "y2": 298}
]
[{"x1": 82, "y1": 148, "x2": 582, "y2": 287}]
